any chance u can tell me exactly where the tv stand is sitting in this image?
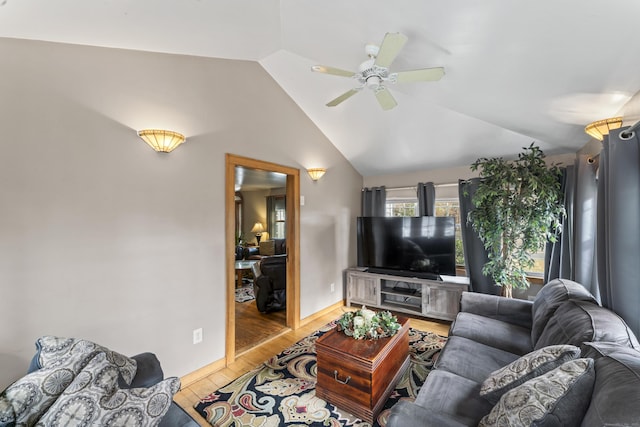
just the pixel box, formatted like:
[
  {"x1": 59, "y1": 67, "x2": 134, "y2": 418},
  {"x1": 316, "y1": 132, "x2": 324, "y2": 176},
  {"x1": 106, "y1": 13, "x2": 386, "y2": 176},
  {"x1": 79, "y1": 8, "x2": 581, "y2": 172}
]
[
  {"x1": 368, "y1": 267, "x2": 442, "y2": 281},
  {"x1": 345, "y1": 268, "x2": 470, "y2": 321}
]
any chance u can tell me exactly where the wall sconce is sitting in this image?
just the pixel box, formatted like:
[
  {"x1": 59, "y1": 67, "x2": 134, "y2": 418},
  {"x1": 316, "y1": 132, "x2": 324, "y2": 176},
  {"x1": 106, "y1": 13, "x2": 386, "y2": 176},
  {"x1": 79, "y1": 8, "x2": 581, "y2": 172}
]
[
  {"x1": 584, "y1": 117, "x2": 623, "y2": 141},
  {"x1": 251, "y1": 222, "x2": 265, "y2": 244},
  {"x1": 307, "y1": 168, "x2": 327, "y2": 181},
  {"x1": 137, "y1": 129, "x2": 186, "y2": 153}
]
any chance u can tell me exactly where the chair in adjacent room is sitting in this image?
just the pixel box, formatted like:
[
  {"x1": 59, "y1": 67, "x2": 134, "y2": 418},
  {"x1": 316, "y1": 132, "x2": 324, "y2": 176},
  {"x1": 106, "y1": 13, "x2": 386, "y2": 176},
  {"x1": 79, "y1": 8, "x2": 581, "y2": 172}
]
[{"x1": 251, "y1": 254, "x2": 287, "y2": 313}]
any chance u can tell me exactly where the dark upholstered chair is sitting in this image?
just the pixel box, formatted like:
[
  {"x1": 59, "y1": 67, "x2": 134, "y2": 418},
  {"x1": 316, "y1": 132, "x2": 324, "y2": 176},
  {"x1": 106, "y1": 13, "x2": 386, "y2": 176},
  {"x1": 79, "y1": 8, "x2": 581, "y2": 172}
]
[{"x1": 252, "y1": 254, "x2": 286, "y2": 313}]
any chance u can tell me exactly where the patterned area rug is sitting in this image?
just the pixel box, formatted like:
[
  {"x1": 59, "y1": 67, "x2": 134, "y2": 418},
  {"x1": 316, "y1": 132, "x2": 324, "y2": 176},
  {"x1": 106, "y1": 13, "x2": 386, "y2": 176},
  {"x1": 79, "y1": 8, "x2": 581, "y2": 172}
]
[
  {"x1": 194, "y1": 322, "x2": 446, "y2": 427},
  {"x1": 235, "y1": 285, "x2": 255, "y2": 303}
]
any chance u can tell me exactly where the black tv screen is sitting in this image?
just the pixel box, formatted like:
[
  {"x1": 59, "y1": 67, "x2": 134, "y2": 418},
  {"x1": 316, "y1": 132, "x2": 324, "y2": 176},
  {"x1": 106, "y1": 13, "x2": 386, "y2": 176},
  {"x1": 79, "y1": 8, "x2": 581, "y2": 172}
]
[{"x1": 357, "y1": 216, "x2": 456, "y2": 279}]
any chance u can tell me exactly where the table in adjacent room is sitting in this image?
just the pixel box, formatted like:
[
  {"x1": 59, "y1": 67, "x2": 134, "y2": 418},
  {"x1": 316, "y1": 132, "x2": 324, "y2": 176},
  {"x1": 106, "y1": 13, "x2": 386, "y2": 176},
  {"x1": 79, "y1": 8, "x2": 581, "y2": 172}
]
[{"x1": 234, "y1": 260, "x2": 257, "y2": 288}]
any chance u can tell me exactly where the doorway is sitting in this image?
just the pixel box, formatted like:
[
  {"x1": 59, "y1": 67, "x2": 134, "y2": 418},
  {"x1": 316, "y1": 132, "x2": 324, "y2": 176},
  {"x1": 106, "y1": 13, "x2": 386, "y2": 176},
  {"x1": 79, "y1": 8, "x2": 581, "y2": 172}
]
[{"x1": 225, "y1": 154, "x2": 300, "y2": 364}]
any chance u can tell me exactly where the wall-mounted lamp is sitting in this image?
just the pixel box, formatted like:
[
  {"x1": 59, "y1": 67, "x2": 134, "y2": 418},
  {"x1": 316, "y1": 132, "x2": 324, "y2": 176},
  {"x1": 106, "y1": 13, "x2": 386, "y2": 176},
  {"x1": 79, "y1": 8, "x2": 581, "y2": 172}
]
[
  {"x1": 137, "y1": 129, "x2": 186, "y2": 153},
  {"x1": 307, "y1": 168, "x2": 327, "y2": 181},
  {"x1": 251, "y1": 222, "x2": 265, "y2": 244},
  {"x1": 584, "y1": 117, "x2": 623, "y2": 141}
]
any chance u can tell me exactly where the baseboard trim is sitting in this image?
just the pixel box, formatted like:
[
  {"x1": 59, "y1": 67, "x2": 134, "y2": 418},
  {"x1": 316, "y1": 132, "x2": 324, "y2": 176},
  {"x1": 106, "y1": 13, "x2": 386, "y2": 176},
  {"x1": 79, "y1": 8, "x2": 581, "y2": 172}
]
[
  {"x1": 299, "y1": 300, "x2": 345, "y2": 327},
  {"x1": 180, "y1": 358, "x2": 226, "y2": 388}
]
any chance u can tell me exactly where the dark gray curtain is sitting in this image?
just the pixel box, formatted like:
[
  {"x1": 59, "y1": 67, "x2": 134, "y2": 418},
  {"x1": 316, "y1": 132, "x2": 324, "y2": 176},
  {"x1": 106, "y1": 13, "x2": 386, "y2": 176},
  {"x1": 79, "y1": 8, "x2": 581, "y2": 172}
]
[
  {"x1": 573, "y1": 155, "x2": 599, "y2": 298},
  {"x1": 597, "y1": 127, "x2": 640, "y2": 337},
  {"x1": 266, "y1": 196, "x2": 275, "y2": 237},
  {"x1": 545, "y1": 166, "x2": 575, "y2": 283},
  {"x1": 458, "y1": 178, "x2": 497, "y2": 294},
  {"x1": 361, "y1": 186, "x2": 386, "y2": 216},
  {"x1": 417, "y1": 182, "x2": 436, "y2": 216},
  {"x1": 544, "y1": 156, "x2": 599, "y2": 300}
]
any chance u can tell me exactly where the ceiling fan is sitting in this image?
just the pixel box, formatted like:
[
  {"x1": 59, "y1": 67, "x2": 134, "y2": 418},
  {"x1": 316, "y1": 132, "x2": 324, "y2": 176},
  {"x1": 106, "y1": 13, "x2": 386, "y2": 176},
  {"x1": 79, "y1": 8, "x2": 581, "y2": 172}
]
[{"x1": 311, "y1": 32, "x2": 445, "y2": 111}]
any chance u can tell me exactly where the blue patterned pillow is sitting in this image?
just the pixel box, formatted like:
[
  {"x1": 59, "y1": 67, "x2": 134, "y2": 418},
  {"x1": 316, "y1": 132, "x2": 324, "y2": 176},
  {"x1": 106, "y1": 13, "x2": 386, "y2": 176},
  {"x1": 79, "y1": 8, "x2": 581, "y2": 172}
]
[
  {"x1": 38, "y1": 352, "x2": 180, "y2": 426},
  {"x1": 480, "y1": 345, "x2": 581, "y2": 404},
  {"x1": 35, "y1": 336, "x2": 137, "y2": 385},
  {"x1": 0, "y1": 350, "x2": 97, "y2": 426},
  {"x1": 479, "y1": 358, "x2": 596, "y2": 427}
]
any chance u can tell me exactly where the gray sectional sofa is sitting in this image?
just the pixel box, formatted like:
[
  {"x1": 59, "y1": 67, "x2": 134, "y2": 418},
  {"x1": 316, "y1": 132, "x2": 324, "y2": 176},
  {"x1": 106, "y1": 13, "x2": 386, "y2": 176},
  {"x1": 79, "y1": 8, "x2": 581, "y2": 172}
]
[{"x1": 387, "y1": 278, "x2": 640, "y2": 427}]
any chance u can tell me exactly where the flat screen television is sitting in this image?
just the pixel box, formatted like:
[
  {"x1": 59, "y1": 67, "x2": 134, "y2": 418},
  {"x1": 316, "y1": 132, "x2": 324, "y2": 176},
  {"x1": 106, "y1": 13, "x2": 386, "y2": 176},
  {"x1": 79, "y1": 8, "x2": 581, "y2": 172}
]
[{"x1": 357, "y1": 216, "x2": 456, "y2": 280}]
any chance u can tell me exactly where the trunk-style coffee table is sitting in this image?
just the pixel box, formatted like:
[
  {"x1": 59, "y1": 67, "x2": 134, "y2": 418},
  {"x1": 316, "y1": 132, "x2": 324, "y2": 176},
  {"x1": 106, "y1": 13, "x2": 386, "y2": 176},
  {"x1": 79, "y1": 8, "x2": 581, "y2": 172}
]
[{"x1": 315, "y1": 316, "x2": 410, "y2": 424}]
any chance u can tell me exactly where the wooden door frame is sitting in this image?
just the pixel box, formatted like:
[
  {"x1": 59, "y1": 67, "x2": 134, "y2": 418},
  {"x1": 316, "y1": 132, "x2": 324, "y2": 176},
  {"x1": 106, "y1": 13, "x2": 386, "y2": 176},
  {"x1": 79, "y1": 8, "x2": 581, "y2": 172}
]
[{"x1": 225, "y1": 153, "x2": 300, "y2": 364}]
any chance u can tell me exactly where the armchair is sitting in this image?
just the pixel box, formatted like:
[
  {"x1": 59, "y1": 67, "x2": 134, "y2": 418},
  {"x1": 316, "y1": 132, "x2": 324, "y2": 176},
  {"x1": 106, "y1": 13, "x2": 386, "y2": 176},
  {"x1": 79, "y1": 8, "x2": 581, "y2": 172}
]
[{"x1": 251, "y1": 254, "x2": 286, "y2": 313}]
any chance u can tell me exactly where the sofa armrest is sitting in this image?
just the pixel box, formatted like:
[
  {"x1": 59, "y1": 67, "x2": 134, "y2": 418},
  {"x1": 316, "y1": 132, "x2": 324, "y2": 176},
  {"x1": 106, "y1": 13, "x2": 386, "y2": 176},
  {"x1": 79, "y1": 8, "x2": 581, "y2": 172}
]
[
  {"x1": 460, "y1": 292, "x2": 533, "y2": 329},
  {"x1": 387, "y1": 400, "x2": 472, "y2": 427},
  {"x1": 123, "y1": 352, "x2": 164, "y2": 389}
]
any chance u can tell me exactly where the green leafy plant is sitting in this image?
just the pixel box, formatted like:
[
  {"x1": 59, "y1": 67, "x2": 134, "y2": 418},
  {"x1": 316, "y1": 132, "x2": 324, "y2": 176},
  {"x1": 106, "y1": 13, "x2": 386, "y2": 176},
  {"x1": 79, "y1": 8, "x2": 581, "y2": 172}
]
[
  {"x1": 336, "y1": 307, "x2": 401, "y2": 340},
  {"x1": 468, "y1": 143, "x2": 564, "y2": 297}
]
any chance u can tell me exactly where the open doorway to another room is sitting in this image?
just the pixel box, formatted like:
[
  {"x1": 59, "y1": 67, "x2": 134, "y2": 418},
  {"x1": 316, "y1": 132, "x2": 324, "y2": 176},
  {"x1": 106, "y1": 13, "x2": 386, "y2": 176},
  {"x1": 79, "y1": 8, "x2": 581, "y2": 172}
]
[{"x1": 225, "y1": 154, "x2": 300, "y2": 364}]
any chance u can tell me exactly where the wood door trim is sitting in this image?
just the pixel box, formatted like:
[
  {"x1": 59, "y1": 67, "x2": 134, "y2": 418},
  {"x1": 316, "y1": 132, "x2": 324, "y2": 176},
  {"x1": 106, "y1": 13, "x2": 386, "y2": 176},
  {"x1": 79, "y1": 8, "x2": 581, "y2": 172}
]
[{"x1": 225, "y1": 154, "x2": 301, "y2": 365}]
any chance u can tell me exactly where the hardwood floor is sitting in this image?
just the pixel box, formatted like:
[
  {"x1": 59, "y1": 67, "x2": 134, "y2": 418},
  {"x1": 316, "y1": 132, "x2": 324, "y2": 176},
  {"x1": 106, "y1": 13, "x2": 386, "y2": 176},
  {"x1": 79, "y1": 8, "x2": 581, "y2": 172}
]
[
  {"x1": 174, "y1": 305, "x2": 451, "y2": 426},
  {"x1": 235, "y1": 299, "x2": 286, "y2": 354}
]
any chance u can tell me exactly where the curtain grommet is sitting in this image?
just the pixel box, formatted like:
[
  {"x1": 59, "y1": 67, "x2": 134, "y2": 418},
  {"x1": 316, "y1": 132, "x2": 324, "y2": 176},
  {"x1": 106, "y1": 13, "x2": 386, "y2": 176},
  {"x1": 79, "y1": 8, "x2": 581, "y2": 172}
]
[{"x1": 619, "y1": 131, "x2": 635, "y2": 140}]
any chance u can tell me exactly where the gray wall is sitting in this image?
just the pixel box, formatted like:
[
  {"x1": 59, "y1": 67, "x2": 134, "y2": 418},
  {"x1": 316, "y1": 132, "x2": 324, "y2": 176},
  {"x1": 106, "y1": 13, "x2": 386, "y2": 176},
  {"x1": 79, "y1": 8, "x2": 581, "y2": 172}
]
[{"x1": 0, "y1": 38, "x2": 362, "y2": 388}]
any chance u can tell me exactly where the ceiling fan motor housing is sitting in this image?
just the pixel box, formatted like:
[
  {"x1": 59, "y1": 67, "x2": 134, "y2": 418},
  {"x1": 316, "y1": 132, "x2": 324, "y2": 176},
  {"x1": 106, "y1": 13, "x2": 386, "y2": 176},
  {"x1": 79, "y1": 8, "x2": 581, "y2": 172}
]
[{"x1": 358, "y1": 58, "x2": 389, "y2": 89}]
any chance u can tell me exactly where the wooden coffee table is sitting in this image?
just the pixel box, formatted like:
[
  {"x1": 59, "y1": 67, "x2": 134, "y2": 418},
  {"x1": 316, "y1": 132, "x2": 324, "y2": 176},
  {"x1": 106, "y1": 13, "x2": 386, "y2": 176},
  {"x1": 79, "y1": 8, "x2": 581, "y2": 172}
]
[{"x1": 315, "y1": 316, "x2": 410, "y2": 423}]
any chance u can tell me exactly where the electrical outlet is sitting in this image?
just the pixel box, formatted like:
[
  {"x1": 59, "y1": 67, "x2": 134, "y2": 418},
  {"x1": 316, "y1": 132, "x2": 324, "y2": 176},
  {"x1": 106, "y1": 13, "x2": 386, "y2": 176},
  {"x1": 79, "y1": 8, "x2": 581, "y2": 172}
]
[
  {"x1": 330, "y1": 283, "x2": 335, "y2": 293},
  {"x1": 193, "y1": 328, "x2": 203, "y2": 344}
]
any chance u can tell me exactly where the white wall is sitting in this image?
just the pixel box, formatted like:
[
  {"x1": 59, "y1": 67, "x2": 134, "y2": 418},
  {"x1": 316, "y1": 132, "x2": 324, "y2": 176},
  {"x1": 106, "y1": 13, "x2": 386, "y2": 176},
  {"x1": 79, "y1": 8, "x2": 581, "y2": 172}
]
[{"x1": 0, "y1": 38, "x2": 362, "y2": 388}]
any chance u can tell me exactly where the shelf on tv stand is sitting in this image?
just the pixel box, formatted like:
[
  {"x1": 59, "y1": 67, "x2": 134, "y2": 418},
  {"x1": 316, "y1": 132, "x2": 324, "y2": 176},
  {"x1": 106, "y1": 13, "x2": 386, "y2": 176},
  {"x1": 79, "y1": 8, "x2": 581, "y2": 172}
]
[{"x1": 345, "y1": 268, "x2": 470, "y2": 321}]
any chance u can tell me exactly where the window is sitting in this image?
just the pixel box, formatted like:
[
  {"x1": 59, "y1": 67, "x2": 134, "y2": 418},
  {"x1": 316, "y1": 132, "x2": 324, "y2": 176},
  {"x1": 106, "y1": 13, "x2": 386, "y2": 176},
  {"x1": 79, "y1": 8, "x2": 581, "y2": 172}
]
[
  {"x1": 267, "y1": 195, "x2": 286, "y2": 239},
  {"x1": 385, "y1": 200, "x2": 417, "y2": 217},
  {"x1": 434, "y1": 199, "x2": 464, "y2": 266}
]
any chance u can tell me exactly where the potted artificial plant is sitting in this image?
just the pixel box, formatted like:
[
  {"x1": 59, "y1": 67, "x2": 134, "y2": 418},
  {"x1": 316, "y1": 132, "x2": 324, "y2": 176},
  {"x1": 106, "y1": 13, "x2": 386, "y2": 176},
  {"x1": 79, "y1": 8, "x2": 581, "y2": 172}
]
[{"x1": 468, "y1": 143, "x2": 564, "y2": 298}]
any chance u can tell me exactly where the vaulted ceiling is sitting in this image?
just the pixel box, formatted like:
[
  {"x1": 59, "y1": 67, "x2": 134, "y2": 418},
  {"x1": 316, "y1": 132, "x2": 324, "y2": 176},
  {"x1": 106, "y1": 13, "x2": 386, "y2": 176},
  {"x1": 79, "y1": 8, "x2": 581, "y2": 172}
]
[{"x1": 2, "y1": 0, "x2": 639, "y2": 176}]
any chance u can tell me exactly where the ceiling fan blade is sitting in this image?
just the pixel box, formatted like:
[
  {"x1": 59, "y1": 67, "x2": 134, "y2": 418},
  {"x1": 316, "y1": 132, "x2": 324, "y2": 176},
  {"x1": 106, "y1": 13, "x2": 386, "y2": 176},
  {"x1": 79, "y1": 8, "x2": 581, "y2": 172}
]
[
  {"x1": 374, "y1": 87, "x2": 397, "y2": 110},
  {"x1": 326, "y1": 88, "x2": 361, "y2": 107},
  {"x1": 394, "y1": 67, "x2": 445, "y2": 83},
  {"x1": 311, "y1": 65, "x2": 356, "y2": 78},
  {"x1": 374, "y1": 32, "x2": 408, "y2": 68}
]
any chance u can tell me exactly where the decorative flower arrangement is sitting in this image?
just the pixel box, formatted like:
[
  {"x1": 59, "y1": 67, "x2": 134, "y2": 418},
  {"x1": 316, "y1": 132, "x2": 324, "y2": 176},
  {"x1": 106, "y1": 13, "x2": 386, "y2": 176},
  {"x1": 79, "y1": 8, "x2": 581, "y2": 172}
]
[{"x1": 336, "y1": 306, "x2": 401, "y2": 340}]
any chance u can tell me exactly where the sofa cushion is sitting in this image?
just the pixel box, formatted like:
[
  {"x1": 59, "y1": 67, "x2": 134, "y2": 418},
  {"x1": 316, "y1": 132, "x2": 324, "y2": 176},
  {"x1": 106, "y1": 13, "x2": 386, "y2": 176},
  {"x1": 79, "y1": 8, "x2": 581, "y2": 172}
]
[
  {"x1": 387, "y1": 399, "x2": 472, "y2": 427},
  {"x1": 435, "y1": 336, "x2": 520, "y2": 383},
  {"x1": 413, "y1": 370, "x2": 494, "y2": 426},
  {"x1": 449, "y1": 312, "x2": 532, "y2": 355},
  {"x1": 531, "y1": 278, "x2": 599, "y2": 345},
  {"x1": 580, "y1": 342, "x2": 640, "y2": 427},
  {"x1": 34, "y1": 336, "x2": 137, "y2": 386},
  {"x1": 479, "y1": 358, "x2": 595, "y2": 427},
  {"x1": 479, "y1": 345, "x2": 580, "y2": 404},
  {"x1": 459, "y1": 292, "x2": 533, "y2": 329},
  {"x1": 37, "y1": 352, "x2": 180, "y2": 426},
  {"x1": 534, "y1": 300, "x2": 640, "y2": 350}
]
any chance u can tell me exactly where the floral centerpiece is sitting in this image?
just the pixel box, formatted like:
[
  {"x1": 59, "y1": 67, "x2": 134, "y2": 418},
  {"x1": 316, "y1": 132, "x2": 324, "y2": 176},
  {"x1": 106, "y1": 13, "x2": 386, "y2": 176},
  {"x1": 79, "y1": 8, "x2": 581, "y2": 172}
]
[{"x1": 336, "y1": 306, "x2": 401, "y2": 340}]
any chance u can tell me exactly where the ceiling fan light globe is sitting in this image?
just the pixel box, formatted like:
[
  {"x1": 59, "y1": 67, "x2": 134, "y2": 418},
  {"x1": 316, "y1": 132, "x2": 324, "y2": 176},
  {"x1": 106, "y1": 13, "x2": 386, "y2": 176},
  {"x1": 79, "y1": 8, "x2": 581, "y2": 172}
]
[{"x1": 366, "y1": 76, "x2": 381, "y2": 89}]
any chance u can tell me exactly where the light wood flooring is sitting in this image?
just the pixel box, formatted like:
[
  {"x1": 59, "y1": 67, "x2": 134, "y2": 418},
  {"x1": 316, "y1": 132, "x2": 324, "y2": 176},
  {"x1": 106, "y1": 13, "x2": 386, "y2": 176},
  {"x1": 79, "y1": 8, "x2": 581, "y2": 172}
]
[
  {"x1": 174, "y1": 305, "x2": 451, "y2": 426},
  {"x1": 235, "y1": 299, "x2": 287, "y2": 354}
]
